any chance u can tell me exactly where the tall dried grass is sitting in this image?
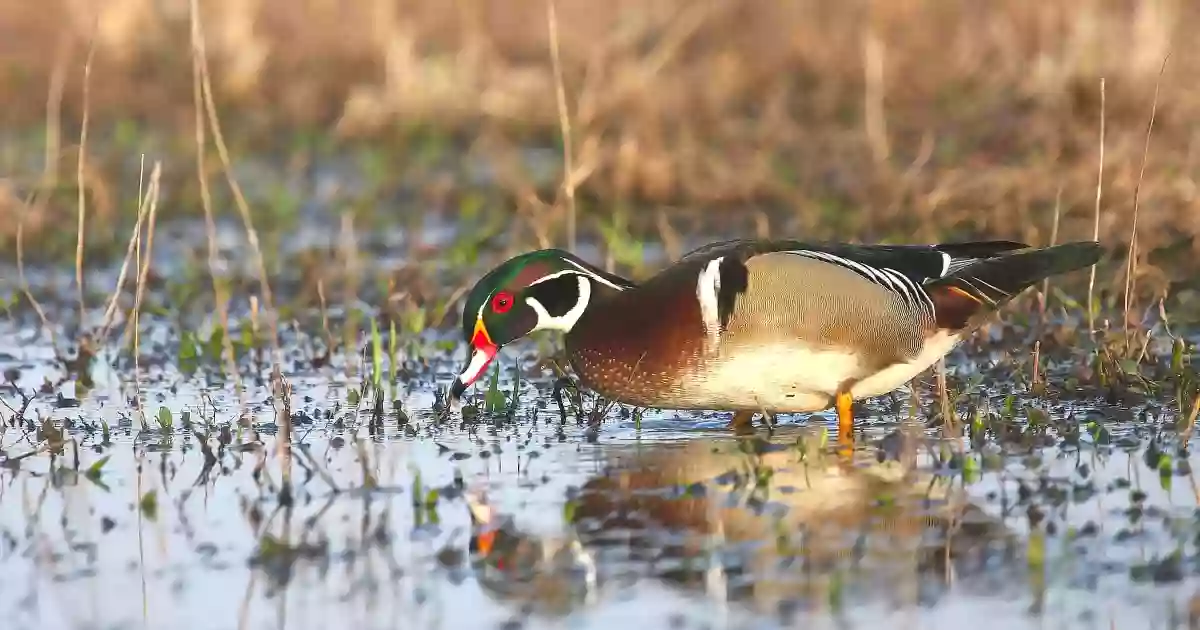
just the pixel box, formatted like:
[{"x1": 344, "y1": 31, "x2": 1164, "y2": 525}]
[{"x1": 2, "y1": 0, "x2": 1197, "y2": 273}]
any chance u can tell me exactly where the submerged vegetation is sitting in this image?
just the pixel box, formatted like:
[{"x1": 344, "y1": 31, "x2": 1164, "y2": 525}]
[{"x1": 3, "y1": 1, "x2": 1200, "y2": 628}]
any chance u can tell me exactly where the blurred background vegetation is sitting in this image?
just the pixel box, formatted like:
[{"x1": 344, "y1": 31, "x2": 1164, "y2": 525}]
[{"x1": 0, "y1": 0, "x2": 1196, "y2": 293}]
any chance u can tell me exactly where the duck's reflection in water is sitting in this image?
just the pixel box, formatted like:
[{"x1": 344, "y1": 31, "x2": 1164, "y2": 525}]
[{"x1": 463, "y1": 432, "x2": 1020, "y2": 622}]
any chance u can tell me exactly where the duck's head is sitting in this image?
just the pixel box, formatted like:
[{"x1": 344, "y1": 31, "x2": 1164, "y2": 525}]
[{"x1": 449, "y1": 249, "x2": 635, "y2": 402}]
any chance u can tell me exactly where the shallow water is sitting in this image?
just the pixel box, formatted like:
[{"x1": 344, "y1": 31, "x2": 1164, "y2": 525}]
[
  {"x1": 3, "y1": 306, "x2": 1200, "y2": 630},
  {"x1": 3, "y1": 204, "x2": 1200, "y2": 630}
]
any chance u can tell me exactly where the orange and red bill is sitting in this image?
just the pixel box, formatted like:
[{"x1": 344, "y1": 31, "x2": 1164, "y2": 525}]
[{"x1": 450, "y1": 318, "x2": 498, "y2": 401}]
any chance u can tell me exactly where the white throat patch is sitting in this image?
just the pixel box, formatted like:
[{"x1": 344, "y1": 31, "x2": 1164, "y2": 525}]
[{"x1": 696, "y1": 257, "x2": 723, "y2": 351}]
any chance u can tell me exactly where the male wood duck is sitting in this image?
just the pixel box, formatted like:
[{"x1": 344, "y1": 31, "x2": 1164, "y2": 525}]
[{"x1": 449, "y1": 238, "x2": 1102, "y2": 442}]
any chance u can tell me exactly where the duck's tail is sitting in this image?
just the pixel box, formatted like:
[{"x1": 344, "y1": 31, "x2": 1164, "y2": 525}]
[{"x1": 925, "y1": 241, "x2": 1103, "y2": 330}]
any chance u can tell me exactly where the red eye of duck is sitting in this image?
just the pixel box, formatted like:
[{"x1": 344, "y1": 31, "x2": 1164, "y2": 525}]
[{"x1": 492, "y1": 292, "x2": 514, "y2": 313}]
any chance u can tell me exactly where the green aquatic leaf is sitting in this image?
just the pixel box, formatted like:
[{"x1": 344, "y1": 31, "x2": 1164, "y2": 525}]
[
  {"x1": 85, "y1": 456, "x2": 111, "y2": 491},
  {"x1": 239, "y1": 324, "x2": 255, "y2": 353},
  {"x1": 1118, "y1": 359, "x2": 1141, "y2": 377},
  {"x1": 179, "y1": 331, "x2": 200, "y2": 375},
  {"x1": 371, "y1": 318, "x2": 383, "y2": 389},
  {"x1": 1171, "y1": 338, "x2": 1186, "y2": 376},
  {"x1": 484, "y1": 362, "x2": 506, "y2": 413},
  {"x1": 507, "y1": 364, "x2": 521, "y2": 414},
  {"x1": 205, "y1": 327, "x2": 225, "y2": 363},
  {"x1": 157, "y1": 407, "x2": 173, "y2": 431},
  {"x1": 139, "y1": 490, "x2": 158, "y2": 520},
  {"x1": 963, "y1": 454, "x2": 980, "y2": 484}
]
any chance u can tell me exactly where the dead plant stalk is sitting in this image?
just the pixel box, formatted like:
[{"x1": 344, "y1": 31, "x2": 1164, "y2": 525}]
[
  {"x1": 16, "y1": 212, "x2": 55, "y2": 345},
  {"x1": 189, "y1": 0, "x2": 245, "y2": 413},
  {"x1": 111, "y1": 159, "x2": 162, "y2": 346},
  {"x1": 1088, "y1": 78, "x2": 1105, "y2": 337},
  {"x1": 191, "y1": 1, "x2": 282, "y2": 369},
  {"x1": 75, "y1": 31, "x2": 96, "y2": 326},
  {"x1": 98, "y1": 156, "x2": 153, "y2": 341},
  {"x1": 547, "y1": 0, "x2": 576, "y2": 251},
  {"x1": 937, "y1": 358, "x2": 957, "y2": 453},
  {"x1": 1123, "y1": 54, "x2": 1170, "y2": 355},
  {"x1": 123, "y1": 167, "x2": 162, "y2": 428},
  {"x1": 192, "y1": 2, "x2": 293, "y2": 482},
  {"x1": 1041, "y1": 184, "x2": 1062, "y2": 315}
]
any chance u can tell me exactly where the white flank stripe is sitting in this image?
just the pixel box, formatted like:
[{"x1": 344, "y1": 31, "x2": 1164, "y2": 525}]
[
  {"x1": 696, "y1": 257, "x2": 723, "y2": 350},
  {"x1": 791, "y1": 250, "x2": 882, "y2": 283},
  {"x1": 790, "y1": 250, "x2": 934, "y2": 315},
  {"x1": 878, "y1": 267, "x2": 913, "y2": 299}
]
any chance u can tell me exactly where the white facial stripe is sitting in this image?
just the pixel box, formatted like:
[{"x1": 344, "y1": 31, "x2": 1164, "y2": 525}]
[
  {"x1": 560, "y1": 259, "x2": 630, "y2": 291},
  {"x1": 528, "y1": 269, "x2": 586, "y2": 286},
  {"x1": 525, "y1": 276, "x2": 591, "y2": 332},
  {"x1": 457, "y1": 347, "x2": 495, "y2": 386},
  {"x1": 696, "y1": 257, "x2": 723, "y2": 350},
  {"x1": 939, "y1": 252, "x2": 952, "y2": 278}
]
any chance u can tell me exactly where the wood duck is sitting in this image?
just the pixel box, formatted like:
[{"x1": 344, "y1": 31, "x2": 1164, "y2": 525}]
[{"x1": 449, "y1": 238, "x2": 1102, "y2": 442}]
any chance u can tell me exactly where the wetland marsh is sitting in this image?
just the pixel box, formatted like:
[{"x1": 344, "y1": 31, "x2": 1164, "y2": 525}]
[{"x1": 6, "y1": 1, "x2": 1200, "y2": 628}]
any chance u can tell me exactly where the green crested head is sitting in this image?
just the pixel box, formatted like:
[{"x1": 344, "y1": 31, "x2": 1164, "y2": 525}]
[{"x1": 450, "y1": 249, "x2": 635, "y2": 400}]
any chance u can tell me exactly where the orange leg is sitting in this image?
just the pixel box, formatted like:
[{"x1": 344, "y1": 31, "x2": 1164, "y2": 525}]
[{"x1": 835, "y1": 391, "x2": 855, "y2": 457}]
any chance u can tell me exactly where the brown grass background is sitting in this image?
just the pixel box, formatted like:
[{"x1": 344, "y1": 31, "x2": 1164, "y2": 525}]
[{"x1": 2, "y1": 0, "x2": 1198, "y2": 283}]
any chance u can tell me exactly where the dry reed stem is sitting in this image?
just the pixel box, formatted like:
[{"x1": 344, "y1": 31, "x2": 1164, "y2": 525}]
[
  {"x1": 15, "y1": 213, "x2": 56, "y2": 346},
  {"x1": 316, "y1": 278, "x2": 335, "y2": 356},
  {"x1": 1123, "y1": 53, "x2": 1170, "y2": 355},
  {"x1": 119, "y1": 166, "x2": 161, "y2": 352},
  {"x1": 75, "y1": 28, "x2": 96, "y2": 326},
  {"x1": 1041, "y1": 184, "x2": 1062, "y2": 315},
  {"x1": 863, "y1": 27, "x2": 889, "y2": 164},
  {"x1": 547, "y1": 0, "x2": 576, "y2": 252},
  {"x1": 98, "y1": 156, "x2": 154, "y2": 341},
  {"x1": 124, "y1": 166, "x2": 161, "y2": 428},
  {"x1": 433, "y1": 282, "x2": 472, "y2": 329},
  {"x1": 131, "y1": 194, "x2": 144, "y2": 428},
  {"x1": 190, "y1": 0, "x2": 245, "y2": 411},
  {"x1": 190, "y1": 0, "x2": 282, "y2": 372},
  {"x1": 338, "y1": 211, "x2": 360, "y2": 379},
  {"x1": 18, "y1": 35, "x2": 74, "y2": 349},
  {"x1": 1032, "y1": 340, "x2": 1042, "y2": 388},
  {"x1": 42, "y1": 35, "x2": 71, "y2": 193},
  {"x1": 1088, "y1": 78, "x2": 1105, "y2": 337},
  {"x1": 271, "y1": 365, "x2": 293, "y2": 489},
  {"x1": 937, "y1": 358, "x2": 957, "y2": 452},
  {"x1": 1183, "y1": 389, "x2": 1200, "y2": 446}
]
